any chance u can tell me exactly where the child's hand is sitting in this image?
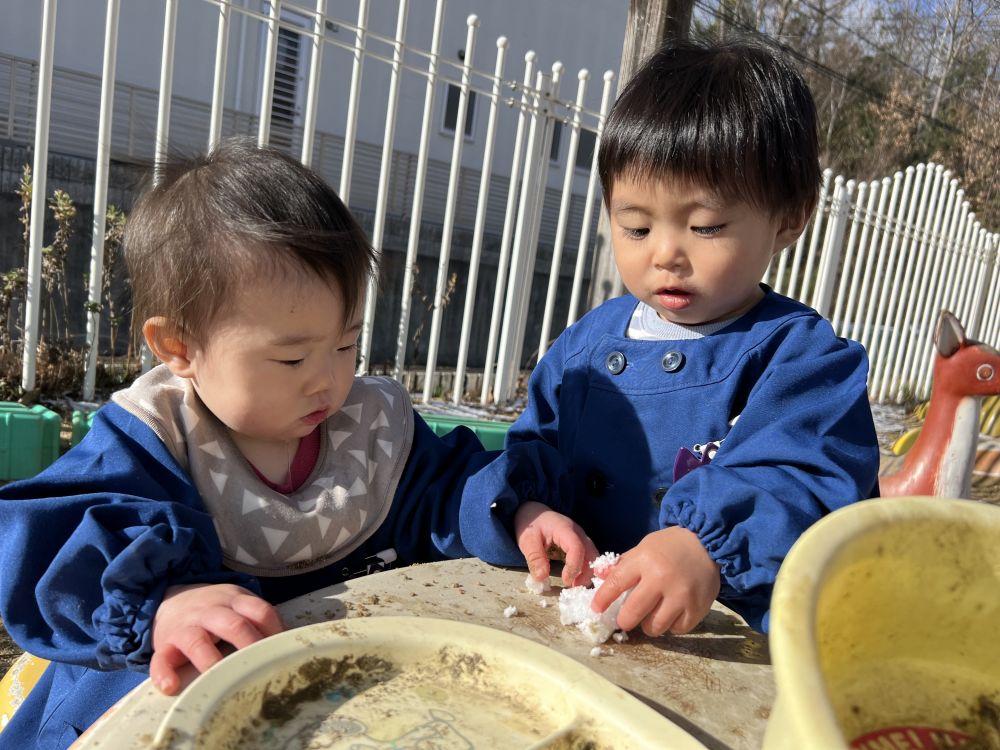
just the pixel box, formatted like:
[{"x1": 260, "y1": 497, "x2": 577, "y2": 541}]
[
  {"x1": 514, "y1": 501, "x2": 599, "y2": 587},
  {"x1": 590, "y1": 526, "x2": 721, "y2": 636},
  {"x1": 150, "y1": 583, "x2": 283, "y2": 695}
]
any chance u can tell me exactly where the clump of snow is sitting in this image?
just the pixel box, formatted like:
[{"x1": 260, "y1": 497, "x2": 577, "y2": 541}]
[
  {"x1": 589, "y1": 551, "x2": 620, "y2": 577},
  {"x1": 537, "y1": 598, "x2": 549, "y2": 608},
  {"x1": 524, "y1": 574, "x2": 551, "y2": 595},
  {"x1": 503, "y1": 605, "x2": 518, "y2": 618},
  {"x1": 557, "y1": 553, "x2": 629, "y2": 645}
]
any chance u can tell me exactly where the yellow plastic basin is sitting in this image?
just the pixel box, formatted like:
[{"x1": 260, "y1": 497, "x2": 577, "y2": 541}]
[{"x1": 765, "y1": 496, "x2": 1000, "y2": 749}]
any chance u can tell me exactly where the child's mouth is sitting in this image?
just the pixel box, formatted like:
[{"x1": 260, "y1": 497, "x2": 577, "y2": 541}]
[
  {"x1": 302, "y1": 409, "x2": 328, "y2": 425},
  {"x1": 655, "y1": 288, "x2": 692, "y2": 310}
]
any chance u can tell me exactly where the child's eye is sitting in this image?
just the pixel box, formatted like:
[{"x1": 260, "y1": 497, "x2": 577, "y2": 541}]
[
  {"x1": 278, "y1": 359, "x2": 304, "y2": 367},
  {"x1": 693, "y1": 224, "x2": 724, "y2": 237},
  {"x1": 622, "y1": 227, "x2": 649, "y2": 239},
  {"x1": 337, "y1": 343, "x2": 358, "y2": 353}
]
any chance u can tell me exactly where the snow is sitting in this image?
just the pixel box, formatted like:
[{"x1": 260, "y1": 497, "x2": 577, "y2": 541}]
[
  {"x1": 557, "y1": 553, "x2": 629, "y2": 645},
  {"x1": 524, "y1": 574, "x2": 550, "y2": 595}
]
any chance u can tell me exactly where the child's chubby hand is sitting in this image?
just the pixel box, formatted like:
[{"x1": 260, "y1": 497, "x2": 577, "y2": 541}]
[
  {"x1": 150, "y1": 583, "x2": 284, "y2": 695},
  {"x1": 514, "y1": 501, "x2": 599, "y2": 587},
  {"x1": 591, "y1": 526, "x2": 721, "y2": 637}
]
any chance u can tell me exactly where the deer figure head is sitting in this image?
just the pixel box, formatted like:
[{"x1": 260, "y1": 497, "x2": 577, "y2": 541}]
[{"x1": 879, "y1": 310, "x2": 1000, "y2": 498}]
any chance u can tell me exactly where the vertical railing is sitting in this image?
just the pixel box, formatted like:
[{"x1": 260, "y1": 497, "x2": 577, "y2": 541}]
[
  {"x1": 363, "y1": 0, "x2": 407, "y2": 373},
  {"x1": 567, "y1": 70, "x2": 614, "y2": 327},
  {"x1": 829, "y1": 180, "x2": 869, "y2": 333},
  {"x1": 385, "y1": 0, "x2": 445, "y2": 379},
  {"x1": 897, "y1": 170, "x2": 954, "y2": 401},
  {"x1": 451, "y1": 35, "x2": 507, "y2": 404},
  {"x1": 877, "y1": 164, "x2": 942, "y2": 402},
  {"x1": 336, "y1": 0, "x2": 366, "y2": 199},
  {"x1": 256, "y1": 0, "x2": 280, "y2": 147},
  {"x1": 422, "y1": 14, "x2": 478, "y2": 403},
  {"x1": 207, "y1": 0, "x2": 230, "y2": 150},
  {"x1": 536, "y1": 68, "x2": 589, "y2": 361},
  {"x1": 298, "y1": 0, "x2": 326, "y2": 167},
  {"x1": 82, "y1": 0, "x2": 120, "y2": 400},
  {"x1": 479, "y1": 50, "x2": 536, "y2": 405},
  {"x1": 867, "y1": 165, "x2": 919, "y2": 395},
  {"x1": 494, "y1": 64, "x2": 560, "y2": 403},
  {"x1": 811, "y1": 176, "x2": 852, "y2": 317},
  {"x1": 21, "y1": 0, "x2": 57, "y2": 393},
  {"x1": 138, "y1": 0, "x2": 179, "y2": 373}
]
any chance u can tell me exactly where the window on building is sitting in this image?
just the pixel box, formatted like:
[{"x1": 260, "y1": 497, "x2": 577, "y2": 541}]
[
  {"x1": 443, "y1": 84, "x2": 476, "y2": 138},
  {"x1": 575, "y1": 129, "x2": 597, "y2": 171},
  {"x1": 269, "y1": 25, "x2": 301, "y2": 150},
  {"x1": 549, "y1": 121, "x2": 562, "y2": 163}
]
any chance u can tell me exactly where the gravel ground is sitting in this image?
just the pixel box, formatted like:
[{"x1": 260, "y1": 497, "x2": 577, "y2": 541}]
[
  {"x1": 0, "y1": 616, "x2": 18, "y2": 678},
  {"x1": 2, "y1": 404, "x2": 998, "y2": 679}
]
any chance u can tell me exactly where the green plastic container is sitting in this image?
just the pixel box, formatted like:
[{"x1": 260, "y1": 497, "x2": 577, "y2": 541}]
[
  {"x1": 0, "y1": 402, "x2": 61, "y2": 480},
  {"x1": 70, "y1": 409, "x2": 98, "y2": 447},
  {"x1": 420, "y1": 414, "x2": 511, "y2": 450}
]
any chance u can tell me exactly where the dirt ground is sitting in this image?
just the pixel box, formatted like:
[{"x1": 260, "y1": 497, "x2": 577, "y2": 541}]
[{"x1": 0, "y1": 616, "x2": 18, "y2": 678}]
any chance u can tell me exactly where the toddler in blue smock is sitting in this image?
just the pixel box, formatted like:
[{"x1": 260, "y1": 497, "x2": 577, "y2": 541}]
[
  {"x1": 460, "y1": 35, "x2": 880, "y2": 636},
  {"x1": 0, "y1": 138, "x2": 492, "y2": 749}
]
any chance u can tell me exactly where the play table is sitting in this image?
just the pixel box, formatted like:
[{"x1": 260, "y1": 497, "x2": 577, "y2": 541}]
[{"x1": 71, "y1": 558, "x2": 774, "y2": 750}]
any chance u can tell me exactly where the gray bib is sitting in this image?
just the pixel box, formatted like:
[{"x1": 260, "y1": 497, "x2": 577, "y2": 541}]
[{"x1": 113, "y1": 366, "x2": 413, "y2": 576}]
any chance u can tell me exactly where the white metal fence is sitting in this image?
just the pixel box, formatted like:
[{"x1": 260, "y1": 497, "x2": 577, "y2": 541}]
[
  {"x1": 7, "y1": 0, "x2": 614, "y2": 406},
  {"x1": 4, "y1": 0, "x2": 999, "y2": 407},
  {"x1": 767, "y1": 165, "x2": 1000, "y2": 404}
]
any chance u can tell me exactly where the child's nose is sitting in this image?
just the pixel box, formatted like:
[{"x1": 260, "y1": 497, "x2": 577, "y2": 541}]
[
  {"x1": 307, "y1": 355, "x2": 337, "y2": 394},
  {"x1": 653, "y1": 235, "x2": 685, "y2": 269}
]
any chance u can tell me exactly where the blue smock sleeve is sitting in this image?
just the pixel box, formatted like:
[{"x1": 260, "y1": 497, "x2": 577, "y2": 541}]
[
  {"x1": 662, "y1": 324, "x2": 880, "y2": 631},
  {"x1": 0, "y1": 405, "x2": 257, "y2": 672},
  {"x1": 373, "y1": 412, "x2": 500, "y2": 564},
  {"x1": 459, "y1": 328, "x2": 579, "y2": 565}
]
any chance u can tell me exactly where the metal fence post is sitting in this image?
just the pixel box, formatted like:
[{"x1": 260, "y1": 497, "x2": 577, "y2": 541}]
[
  {"x1": 22, "y1": 0, "x2": 58, "y2": 393},
  {"x1": 422, "y1": 14, "x2": 479, "y2": 403},
  {"x1": 495, "y1": 65, "x2": 559, "y2": 403},
  {"x1": 812, "y1": 176, "x2": 853, "y2": 317},
  {"x1": 83, "y1": 0, "x2": 121, "y2": 401}
]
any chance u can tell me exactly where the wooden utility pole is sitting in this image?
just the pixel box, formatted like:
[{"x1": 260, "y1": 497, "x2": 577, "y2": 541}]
[{"x1": 586, "y1": 0, "x2": 695, "y2": 309}]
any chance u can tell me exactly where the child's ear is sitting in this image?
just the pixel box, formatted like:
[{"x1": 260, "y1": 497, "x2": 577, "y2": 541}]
[
  {"x1": 143, "y1": 317, "x2": 196, "y2": 378},
  {"x1": 773, "y1": 208, "x2": 811, "y2": 253}
]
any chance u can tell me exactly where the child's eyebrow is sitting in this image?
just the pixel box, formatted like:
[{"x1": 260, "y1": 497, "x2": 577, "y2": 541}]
[
  {"x1": 691, "y1": 195, "x2": 726, "y2": 211},
  {"x1": 269, "y1": 333, "x2": 323, "y2": 346},
  {"x1": 613, "y1": 194, "x2": 729, "y2": 214},
  {"x1": 269, "y1": 322, "x2": 361, "y2": 347},
  {"x1": 610, "y1": 201, "x2": 650, "y2": 214}
]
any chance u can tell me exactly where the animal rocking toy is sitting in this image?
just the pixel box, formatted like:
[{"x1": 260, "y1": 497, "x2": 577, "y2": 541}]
[{"x1": 879, "y1": 310, "x2": 1000, "y2": 499}]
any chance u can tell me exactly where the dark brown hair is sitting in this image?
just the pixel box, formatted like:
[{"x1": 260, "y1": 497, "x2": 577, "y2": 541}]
[
  {"x1": 599, "y1": 35, "x2": 821, "y2": 220},
  {"x1": 125, "y1": 137, "x2": 376, "y2": 343}
]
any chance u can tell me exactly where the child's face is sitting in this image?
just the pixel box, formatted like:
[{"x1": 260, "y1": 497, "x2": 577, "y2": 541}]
[
  {"x1": 183, "y1": 271, "x2": 360, "y2": 452},
  {"x1": 608, "y1": 175, "x2": 802, "y2": 326}
]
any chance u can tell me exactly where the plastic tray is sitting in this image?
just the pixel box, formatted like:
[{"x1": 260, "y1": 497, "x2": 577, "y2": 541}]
[{"x1": 153, "y1": 615, "x2": 707, "y2": 750}]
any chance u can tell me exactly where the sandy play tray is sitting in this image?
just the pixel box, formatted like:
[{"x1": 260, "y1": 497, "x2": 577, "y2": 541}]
[{"x1": 151, "y1": 615, "x2": 707, "y2": 749}]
